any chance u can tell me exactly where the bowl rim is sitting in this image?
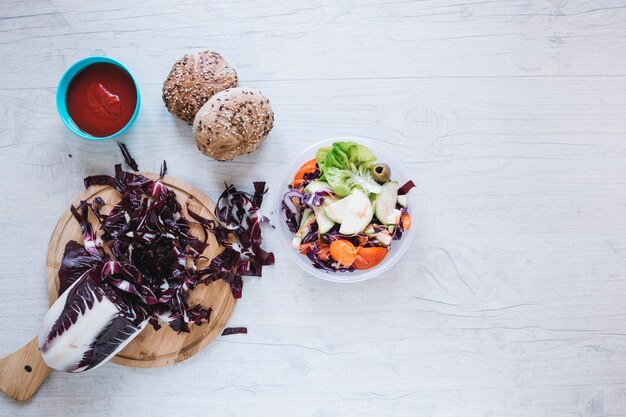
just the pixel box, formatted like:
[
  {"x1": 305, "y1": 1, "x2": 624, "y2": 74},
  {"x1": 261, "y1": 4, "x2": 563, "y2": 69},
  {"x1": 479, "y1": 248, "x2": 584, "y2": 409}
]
[
  {"x1": 273, "y1": 136, "x2": 417, "y2": 283},
  {"x1": 56, "y1": 56, "x2": 141, "y2": 141}
]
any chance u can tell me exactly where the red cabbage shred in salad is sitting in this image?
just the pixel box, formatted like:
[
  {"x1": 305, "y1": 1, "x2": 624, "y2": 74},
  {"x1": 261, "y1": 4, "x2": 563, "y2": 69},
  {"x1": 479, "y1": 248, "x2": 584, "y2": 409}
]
[{"x1": 282, "y1": 142, "x2": 414, "y2": 272}]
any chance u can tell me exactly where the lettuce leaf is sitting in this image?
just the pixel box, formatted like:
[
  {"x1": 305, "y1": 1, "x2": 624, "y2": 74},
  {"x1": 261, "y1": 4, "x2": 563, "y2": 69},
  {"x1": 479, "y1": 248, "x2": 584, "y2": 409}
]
[{"x1": 316, "y1": 142, "x2": 381, "y2": 197}]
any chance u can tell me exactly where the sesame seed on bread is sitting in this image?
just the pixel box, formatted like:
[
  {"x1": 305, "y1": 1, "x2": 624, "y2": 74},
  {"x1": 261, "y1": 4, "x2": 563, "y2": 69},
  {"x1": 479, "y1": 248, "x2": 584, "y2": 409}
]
[
  {"x1": 162, "y1": 51, "x2": 238, "y2": 125},
  {"x1": 193, "y1": 88, "x2": 274, "y2": 161}
]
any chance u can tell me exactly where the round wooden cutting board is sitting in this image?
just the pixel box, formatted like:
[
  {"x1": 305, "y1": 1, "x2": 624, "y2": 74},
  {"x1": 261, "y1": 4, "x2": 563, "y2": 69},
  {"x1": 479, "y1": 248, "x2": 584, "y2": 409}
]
[
  {"x1": 45, "y1": 172, "x2": 236, "y2": 368},
  {"x1": 0, "y1": 172, "x2": 237, "y2": 402}
]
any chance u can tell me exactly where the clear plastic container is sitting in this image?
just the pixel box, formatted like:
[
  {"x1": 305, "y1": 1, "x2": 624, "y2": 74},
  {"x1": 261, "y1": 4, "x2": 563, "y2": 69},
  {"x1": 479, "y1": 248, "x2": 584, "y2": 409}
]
[{"x1": 273, "y1": 137, "x2": 417, "y2": 283}]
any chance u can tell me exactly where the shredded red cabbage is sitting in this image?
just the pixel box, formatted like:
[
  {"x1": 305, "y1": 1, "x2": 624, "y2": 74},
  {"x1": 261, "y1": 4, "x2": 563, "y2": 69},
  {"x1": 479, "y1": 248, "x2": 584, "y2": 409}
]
[
  {"x1": 191, "y1": 182, "x2": 275, "y2": 299},
  {"x1": 305, "y1": 249, "x2": 354, "y2": 272},
  {"x1": 398, "y1": 180, "x2": 415, "y2": 196},
  {"x1": 301, "y1": 222, "x2": 320, "y2": 244},
  {"x1": 116, "y1": 142, "x2": 139, "y2": 171},
  {"x1": 303, "y1": 169, "x2": 320, "y2": 183},
  {"x1": 222, "y1": 327, "x2": 248, "y2": 336},
  {"x1": 301, "y1": 191, "x2": 329, "y2": 207},
  {"x1": 59, "y1": 164, "x2": 273, "y2": 333},
  {"x1": 282, "y1": 188, "x2": 302, "y2": 233}
]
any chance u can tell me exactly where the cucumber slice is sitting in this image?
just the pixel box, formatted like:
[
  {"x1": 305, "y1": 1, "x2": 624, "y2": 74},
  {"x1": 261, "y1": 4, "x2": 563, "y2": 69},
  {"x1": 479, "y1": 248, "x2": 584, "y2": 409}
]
[
  {"x1": 296, "y1": 208, "x2": 314, "y2": 238},
  {"x1": 304, "y1": 180, "x2": 333, "y2": 195},
  {"x1": 374, "y1": 181, "x2": 399, "y2": 225},
  {"x1": 338, "y1": 190, "x2": 374, "y2": 235},
  {"x1": 323, "y1": 196, "x2": 352, "y2": 223},
  {"x1": 324, "y1": 196, "x2": 339, "y2": 207},
  {"x1": 313, "y1": 206, "x2": 335, "y2": 233}
]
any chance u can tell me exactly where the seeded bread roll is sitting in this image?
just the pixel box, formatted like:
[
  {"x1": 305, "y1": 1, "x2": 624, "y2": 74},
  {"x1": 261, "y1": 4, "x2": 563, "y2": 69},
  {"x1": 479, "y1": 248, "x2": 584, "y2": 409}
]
[
  {"x1": 193, "y1": 88, "x2": 274, "y2": 161},
  {"x1": 162, "y1": 51, "x2": 238, "y2": 125}
]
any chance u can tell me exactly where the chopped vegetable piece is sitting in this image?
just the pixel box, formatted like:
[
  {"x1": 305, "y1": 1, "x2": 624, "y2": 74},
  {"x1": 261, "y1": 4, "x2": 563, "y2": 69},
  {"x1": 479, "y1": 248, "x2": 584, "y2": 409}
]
[
  {"x1": 338, "y1": 190, "x2": 374, "y2": 235},
  {"x1": 375, "y1": 231, "x2": 393, "y2": 246},
  {"x1": 374, "y1": 181, "x2": 399, "y2": 225},
  {"x1": 58, "y1": 240, "x2": 103, "y2": 295},
  {"x1": 306, "y1": 249, "x2": 353, "y2": 272},
  {"x1": 296, "y1": 208, "x2": 315, "y2": 237},
  {"x1": 314, "y1": 206, "x2": 335, "y2": 233},
  {"x1": 353, "y1": 247, "x2": 388, "y2": 270},
  {"x1": 222, "y1": 327, "x2": 248, "y2": 336},
  {"x1": 303, "y1": 180, "x2": 333, "y2": 195},
  {"x1": 401, "y1": 213, "x2": 412, "y2": 230},
  {"x1": 329, "y1": 239, "x2": 358, "y2": 267},
  {"x1": 298, "y1": 242, "x2": 314, "y2": 254},
  {"x1": 283, "y1": 189, "x2": 303, "y2": 219},
  {"x1": 398, "y1": 180, "x2": 415, "y2": 196},
  {"x1": 323, "y1": 196, "x2": 352, "y2": 223},
  {"x1": 291, "y1": 159, "x2": 318, "y2": 187},
  {"x1": 116, "y1": 142, "x2": 139, "y2": 171},
  {"x1": 317, "y1": 242, "x2": 331, "y2": 261}
]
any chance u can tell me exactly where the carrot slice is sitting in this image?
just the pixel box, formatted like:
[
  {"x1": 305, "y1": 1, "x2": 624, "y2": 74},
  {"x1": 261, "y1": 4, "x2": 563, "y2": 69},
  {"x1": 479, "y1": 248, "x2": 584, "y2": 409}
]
[
  {"x1": 291, "y1": 158, "x2": 318, "y2": 187},
  {"x1": 354, "y1": 234, "x2": 369, "y2": 247},
  {"x1": 300, "y1": 242, "x2": 331, "y2": 260},
  {"x1": 401, "y1": 213, "x2": 411, "y2": 230},
  {"x1": 353, "y1": 247, "x2": 388, "y2": 270},
  {"x1": 298, "y1": 243, "x2": 314, "y2": 254},
  {"x1": 317, "y1": 242, "x2": 331, "y2": 261},
  {"x1": 329, "y1": 239, "x2": 358, "y2": 267}
]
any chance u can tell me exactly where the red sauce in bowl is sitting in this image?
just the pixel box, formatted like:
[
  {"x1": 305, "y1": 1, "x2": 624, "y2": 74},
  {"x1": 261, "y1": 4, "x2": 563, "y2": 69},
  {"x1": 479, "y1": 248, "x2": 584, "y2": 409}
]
[{"x1": 66, "y1": 63, "x2": 137, "y2": 137}]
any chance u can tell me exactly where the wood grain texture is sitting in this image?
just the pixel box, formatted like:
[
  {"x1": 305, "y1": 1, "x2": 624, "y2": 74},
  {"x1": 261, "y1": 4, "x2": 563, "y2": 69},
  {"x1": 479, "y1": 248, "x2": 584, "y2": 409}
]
[
  {"x1": 44, "y1": 173, "x2": 235, "y2": 369},
  {"x1": 0, "y1": 338, "x2": 52, "y2": 401},
  {"x1": 1, "y1": 0, "x2": 626, "y2": 416}
]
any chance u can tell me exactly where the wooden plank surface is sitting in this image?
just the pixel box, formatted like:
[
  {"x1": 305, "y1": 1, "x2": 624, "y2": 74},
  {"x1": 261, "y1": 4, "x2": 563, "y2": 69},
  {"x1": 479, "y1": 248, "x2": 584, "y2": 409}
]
[{"x1": 1, "y1": 0, "x2": 626, "y2": 416}]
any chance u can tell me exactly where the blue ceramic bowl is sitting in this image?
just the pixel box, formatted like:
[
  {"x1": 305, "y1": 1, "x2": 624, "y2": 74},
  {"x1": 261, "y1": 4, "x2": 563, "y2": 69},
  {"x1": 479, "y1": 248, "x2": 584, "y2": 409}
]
[{"x1": 56, "y1": 56, "x2": 141, "y2": 141}]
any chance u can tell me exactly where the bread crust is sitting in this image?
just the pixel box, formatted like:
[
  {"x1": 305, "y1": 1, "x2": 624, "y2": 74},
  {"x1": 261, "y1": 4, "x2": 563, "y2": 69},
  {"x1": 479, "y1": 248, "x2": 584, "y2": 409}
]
[
  {"x1": 162, "y1": 51, "x2": 238, "y2": 125},
  {"x1": 193, "y1": 88, "x2": 274, "y2": 161}
]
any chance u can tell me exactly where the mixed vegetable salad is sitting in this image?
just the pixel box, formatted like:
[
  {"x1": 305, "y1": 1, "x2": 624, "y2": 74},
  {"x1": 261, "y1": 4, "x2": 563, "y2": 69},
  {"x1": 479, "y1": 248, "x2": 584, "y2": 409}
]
[{"x1": 282, "y1": 142, "x2": 415, "y2": 272}]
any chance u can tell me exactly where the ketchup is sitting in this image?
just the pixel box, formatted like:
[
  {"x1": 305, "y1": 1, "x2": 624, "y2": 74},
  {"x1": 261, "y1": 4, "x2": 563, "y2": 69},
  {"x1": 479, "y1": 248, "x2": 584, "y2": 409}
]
[{"x1": 66, "y1": 63, "x2": 137, "y2": 137}]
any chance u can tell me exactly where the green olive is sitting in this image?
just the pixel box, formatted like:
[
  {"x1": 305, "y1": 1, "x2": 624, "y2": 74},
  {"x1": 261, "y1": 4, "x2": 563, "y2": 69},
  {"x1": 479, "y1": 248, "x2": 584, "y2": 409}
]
[{"x1": 371, "y1": 163, "x2": 391, "y2": 183}]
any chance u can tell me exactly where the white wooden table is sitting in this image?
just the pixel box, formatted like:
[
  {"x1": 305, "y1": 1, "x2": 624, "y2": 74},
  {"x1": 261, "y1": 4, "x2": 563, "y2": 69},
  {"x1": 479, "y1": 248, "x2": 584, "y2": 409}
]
[{"x1": 2, "y1": 0, "x2": 626, "y2": 415}]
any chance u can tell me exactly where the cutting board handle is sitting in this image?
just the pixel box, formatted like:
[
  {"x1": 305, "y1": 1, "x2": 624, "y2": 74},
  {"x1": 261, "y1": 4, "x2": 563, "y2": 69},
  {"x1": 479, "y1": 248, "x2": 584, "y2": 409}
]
[{"x1": 0, "y1": 337, "x2": 53, "y2": 401}]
